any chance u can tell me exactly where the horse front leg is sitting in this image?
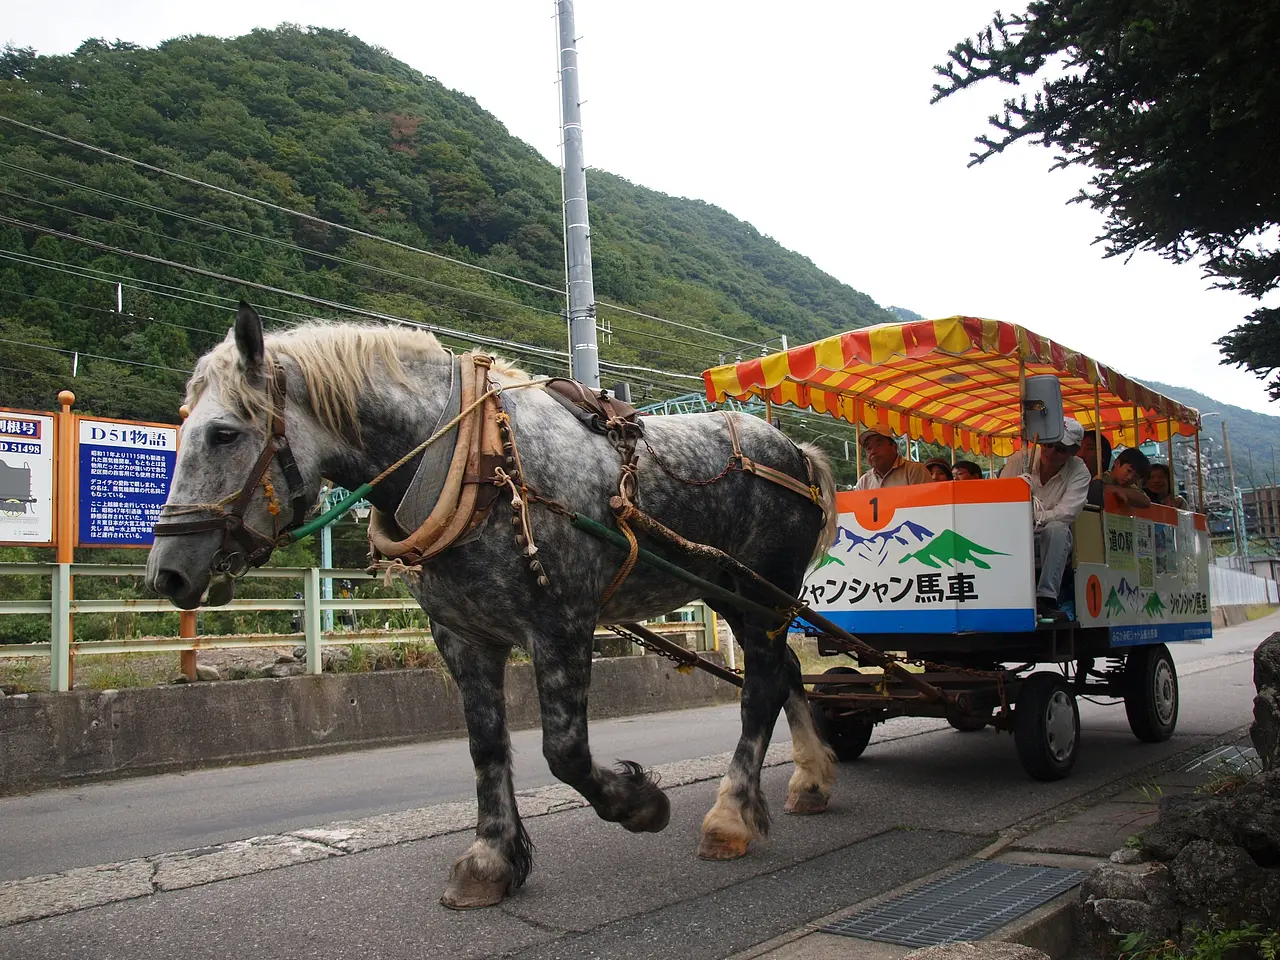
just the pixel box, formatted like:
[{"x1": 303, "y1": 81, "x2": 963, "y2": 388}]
[
  {"x1": 530, "y1": 625, "x2": 671, "y2": 833},
  {"x1": 780, "y1": 644, "x2": 837, "y2": 815},
  {"x1": 698, "y1": 609, "x2": 792, "y2": 860},
  {"x1": 431, "y1": 622, "x2": 532, "y2": 910}
]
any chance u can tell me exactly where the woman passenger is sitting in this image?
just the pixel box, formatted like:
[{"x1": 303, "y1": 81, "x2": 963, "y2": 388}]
[
  {"x1": 924, "y1": 457, "x2": 953, "y2": 482},
  {"x1": 952, "y1": 460, "x2": 984, "y2": 480},
  {"x1": 1146, "y1": 463, "x2": 1190, "y2": 509}
]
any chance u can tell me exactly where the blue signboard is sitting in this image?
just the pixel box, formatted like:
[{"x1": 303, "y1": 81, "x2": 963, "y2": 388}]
[{"x1": 78, "y1": 418, "x2": 178, "y2": 546}]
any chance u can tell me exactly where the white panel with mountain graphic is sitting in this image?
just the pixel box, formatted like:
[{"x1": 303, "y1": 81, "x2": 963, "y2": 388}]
[
  {"x1": 1074, "y1": 510, "x2": 1212, "y2": 646},
  {"x1": 802, "y1": 488, "x2": 1036, "y2": 634}
]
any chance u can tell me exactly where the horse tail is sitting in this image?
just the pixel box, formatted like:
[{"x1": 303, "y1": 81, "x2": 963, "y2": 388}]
[{"x1": 796, "y1": 442, "x2": 838, "y2": 567}]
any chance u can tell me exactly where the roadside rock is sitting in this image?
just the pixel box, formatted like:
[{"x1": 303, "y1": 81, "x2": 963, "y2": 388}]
[
  {"x1": 267, "y1": 663, "x2": 306, "y2": 679},
  {"x1": 1253, "y1": 633, "x2": 1280, "y2": 770},
  {"x1": 903, "y1": 943, "x2": 1049, "y2": 960},
  {"x1": 1169, "y1": 838, "x2": 1280, "y2": 928},
  {"x1": 194, "y1": 664, "x2": 221, "y2": 682},
  {"x1": 1108, "y1": 847, "x2": 1145, "y2": 864}
]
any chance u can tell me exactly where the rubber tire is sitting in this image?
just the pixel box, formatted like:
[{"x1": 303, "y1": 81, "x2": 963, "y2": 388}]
[
  {"x1": 1123, "y1": 644, "x2": 1179, "y2": 743},
  {"x1": 1013, "y1": 672, "x2": 1080, "y2": 781},
  {"x1": 810, "y1": 666, "x2": 875, "y2": 762}
]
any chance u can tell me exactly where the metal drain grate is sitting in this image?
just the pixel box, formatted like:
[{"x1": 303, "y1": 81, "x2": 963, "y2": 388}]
[
  {"x1": 820, "y1": 861, "x2": 1085, "y2": 948},
  {"x1": 1183, "y1": 744, "x2": 1259, "y2": 773}
]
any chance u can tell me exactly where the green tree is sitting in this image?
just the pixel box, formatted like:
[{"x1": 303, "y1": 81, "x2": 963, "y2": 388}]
[{"x1": 932, "y1": 2, "x2": 1280, "y2": 397}]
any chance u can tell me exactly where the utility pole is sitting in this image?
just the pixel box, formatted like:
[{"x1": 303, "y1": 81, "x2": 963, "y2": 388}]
[
  {"x1": 1221, "y1": 420, "x2": 1244, "y2": 559},
  {"x1": 555, "y1": 0, "x2": 600, "y2": 388}
]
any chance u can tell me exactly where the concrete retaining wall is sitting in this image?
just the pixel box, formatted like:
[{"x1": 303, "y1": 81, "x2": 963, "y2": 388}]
[{"x1": 0, "y1": 653, "x2": 738, "y2": 796}]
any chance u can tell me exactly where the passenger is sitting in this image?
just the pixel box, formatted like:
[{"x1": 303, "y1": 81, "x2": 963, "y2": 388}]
[
  {"x1": 924, "y1": 457, "x2": 953, "y2": 482},
  {"x1": 998, "y1": 418, "x2": 1091, "y2": 621},
  {"x1": 1146, "y1": 463, "x2": 1190, "y2": 510},
  {"x1": 1077, "y1": 430, "x2": 1112, "y2": 478},
  {"x1": 855, "y1": 425, "x2": 933, "y2": 490},
  {"x1": 952, "y1": 460, "x2": 984, "y2": 481},
  {"x1": 1088, "y1": 448, "x2": 1153, "y2": 508}
]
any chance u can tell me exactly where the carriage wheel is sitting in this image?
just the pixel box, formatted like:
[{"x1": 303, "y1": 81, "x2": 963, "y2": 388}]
[
  {"x1": 810, "y1": 666, "x2": 875, "y2": 762},
  {"x1": 1, "y1": 499, "x2": 23, "y2": 518},
  {"x1": 1013, "y1": 672, "x2": 1080, "y2": 781},
  {"x1": 1123, "y1": 644, "x2": 1179, "y2": 743}
]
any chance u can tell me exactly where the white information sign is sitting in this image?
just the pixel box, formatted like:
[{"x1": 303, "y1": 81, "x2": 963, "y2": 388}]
[{"x1": 0, "y1": 410, "x2": 56, "y2": 546}]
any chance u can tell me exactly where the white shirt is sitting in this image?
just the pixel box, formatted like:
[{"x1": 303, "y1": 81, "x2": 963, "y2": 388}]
[{"x1": 999, "y1": 449, "x2": 1091, "y2": 525}]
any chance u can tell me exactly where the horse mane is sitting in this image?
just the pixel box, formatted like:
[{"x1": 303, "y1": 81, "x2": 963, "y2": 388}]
[{"x1": 187, "y1": 320, "x2": 525, "y2": 440}]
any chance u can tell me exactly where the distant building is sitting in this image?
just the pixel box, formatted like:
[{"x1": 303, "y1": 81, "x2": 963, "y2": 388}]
[{"x1": 1244, "y1": 485, "x2": 1280, "y2": 540}]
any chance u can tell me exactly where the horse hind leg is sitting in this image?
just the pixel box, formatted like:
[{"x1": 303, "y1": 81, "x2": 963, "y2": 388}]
[
  {"x1": 531, "y1": 627, "x2": 671, "y2": 834},
  {"x1": 780, "y1": 647, "x2": 837, "y2": 815},
  {"x1": 431, "y1": 623, "x2": 532, "y2": 910}
]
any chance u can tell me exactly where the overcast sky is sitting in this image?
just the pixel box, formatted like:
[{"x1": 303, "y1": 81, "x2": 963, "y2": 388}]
[{"x1": 6, "y1": 1, "x2": 1277, "y2": 414}]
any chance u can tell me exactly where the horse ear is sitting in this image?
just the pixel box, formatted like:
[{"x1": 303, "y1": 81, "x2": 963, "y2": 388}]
[{"x1": 234, "y1": 301, "x2": 265, "y2": 370}]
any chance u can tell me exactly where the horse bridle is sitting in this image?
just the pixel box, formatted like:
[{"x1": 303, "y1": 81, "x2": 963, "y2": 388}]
[{"x1": 153, "y1": 362, "x2": 310, "y2": 578}]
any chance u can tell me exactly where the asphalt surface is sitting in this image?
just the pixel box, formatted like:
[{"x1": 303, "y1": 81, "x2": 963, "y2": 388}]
[{"x1": 0, "y1": 613, "x2": 1271, "y2": 960}]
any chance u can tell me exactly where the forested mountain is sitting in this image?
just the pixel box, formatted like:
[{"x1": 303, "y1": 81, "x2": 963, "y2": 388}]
[
  {"x1": 0, "y1": 27, "x2": 895, "y2": 424},
  {"x1": 1148, "y1": 382, "x2": 1280, "y2": 489}
]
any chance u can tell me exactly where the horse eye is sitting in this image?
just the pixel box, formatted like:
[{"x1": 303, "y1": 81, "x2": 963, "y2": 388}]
[{"x1": 212, "y1": 427, "x2": 240, "y2": 446}]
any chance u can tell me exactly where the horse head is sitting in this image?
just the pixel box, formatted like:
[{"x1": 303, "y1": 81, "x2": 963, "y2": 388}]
[{"x1": 146, "y1": 303, "x2": 325, "y2": 608}]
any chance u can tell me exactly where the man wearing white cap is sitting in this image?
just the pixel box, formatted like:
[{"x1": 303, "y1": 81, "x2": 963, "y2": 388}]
[
  {"x1": 998, "y1": 418, "x2": 1091, "y2": 621},
  {"x1": 854, "y1": 424, "x2": 932, "y2": 490}
]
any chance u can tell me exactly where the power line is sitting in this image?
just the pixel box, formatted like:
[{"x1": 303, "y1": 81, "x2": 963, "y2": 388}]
[
  {"x1": 0, "y1": 363, "x2": 188, "y2": 407},
  {"x1": 0, "y1": 114, "x2": 567, "y2": 297},
  {"x1": 0, "y1": 284, "x2": 226, "y2": 340},
  {"x1": 0, "y1": 216, "x2": 700, "y2": 384},
  {"x1": 0, "y1": 115, "x2": 769, "y2": 350},
  {"x1": 0, "y1": 336, "x2": 191, "y2": 374},
  {"x1": 2, "y1": 159, "x2": 744, "y2": 360},
  {"x1": 0, "y1": 178, "x2": 567, "y2": 323},
  {"x1": 595, "y1": 299, "x2": 767, "y2": 348}
]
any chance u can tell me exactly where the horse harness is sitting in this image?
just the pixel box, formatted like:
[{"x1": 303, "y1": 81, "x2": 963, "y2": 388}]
[
  {"x1": 153, "y1": 362, "x2": 310, "y2": 578},
  {"x1": 155, "y1": 351, "x2": 823, "y2": 600}
]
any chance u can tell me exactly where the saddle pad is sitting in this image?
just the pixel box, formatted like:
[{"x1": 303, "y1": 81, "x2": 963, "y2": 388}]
[{"x1": 395, "y1": 357, "x2": 462, "y2": 534}]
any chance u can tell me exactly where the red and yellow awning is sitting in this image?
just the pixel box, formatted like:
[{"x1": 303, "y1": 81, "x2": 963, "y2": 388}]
[{"x1": 702, "y1": 316, "x2": 1201, "y2": 457}]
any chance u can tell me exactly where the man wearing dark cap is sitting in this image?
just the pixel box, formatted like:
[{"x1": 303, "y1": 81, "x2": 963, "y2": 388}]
[{"x1": 854, "y1": 424, "x2": 933, "y2": 490}]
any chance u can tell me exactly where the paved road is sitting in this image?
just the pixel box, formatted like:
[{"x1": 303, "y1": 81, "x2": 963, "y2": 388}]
[
  {"x1": 1, "y1": 615, "x2": 1267, "y2": 882},
  {"x1": 0, "y1": 615, "x2": 1269, "y2": 960}
]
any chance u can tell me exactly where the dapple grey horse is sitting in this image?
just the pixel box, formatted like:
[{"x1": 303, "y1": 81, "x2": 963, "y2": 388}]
[{"x1": 146, "y1": 304, "x2": 838, "y2": 909}]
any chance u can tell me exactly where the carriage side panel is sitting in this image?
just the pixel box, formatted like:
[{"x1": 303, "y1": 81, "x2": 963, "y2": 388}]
[{"x1": 801, "y1": 480, "x2": 1036, "y2": 633}]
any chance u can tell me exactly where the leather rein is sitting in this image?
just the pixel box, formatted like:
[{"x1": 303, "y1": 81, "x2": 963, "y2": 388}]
[{"x1": 152, "y1": 362, "x2": 309, "y2": 578}]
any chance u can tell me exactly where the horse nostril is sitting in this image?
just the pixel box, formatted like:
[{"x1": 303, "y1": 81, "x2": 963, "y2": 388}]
[{"x1": 153, "y1": 569, "x2": 190, "y2": 598}]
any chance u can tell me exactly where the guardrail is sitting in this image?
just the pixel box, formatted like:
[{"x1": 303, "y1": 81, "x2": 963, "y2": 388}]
[{"x1": 0, "y1": 563, "x2": 718, "y2": 692}]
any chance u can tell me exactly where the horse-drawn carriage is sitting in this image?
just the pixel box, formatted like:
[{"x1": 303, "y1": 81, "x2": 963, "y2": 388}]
[
  {"x1": 149, "y1": 306, "x2": 1212, "y2": 907},
  {"x1": 702, "y1": 315, "x2": 1211, "y2": 781}
]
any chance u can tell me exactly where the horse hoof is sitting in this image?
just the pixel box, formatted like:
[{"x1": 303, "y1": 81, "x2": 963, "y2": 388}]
[
  {"x1": 784, "y1": 788, "x2": 829, "y2": 815},
  {"x1": 622, "y1": 792, "x2": 671, "y2": 833},
  {"x1": 440, "y1": 876, "x2": 509, "y2": 910},
  {"x1": 697, "y1": 829, "x2": 751, "y2": 861}
]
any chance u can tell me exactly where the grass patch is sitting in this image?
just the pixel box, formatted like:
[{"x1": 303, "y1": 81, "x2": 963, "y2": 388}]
[{"x1": 1120, "y1": 923, "x2": 1278, "y2": 960}]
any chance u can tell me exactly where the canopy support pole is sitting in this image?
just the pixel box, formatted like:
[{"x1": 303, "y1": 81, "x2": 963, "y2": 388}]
[
  {"x1": 1195, "y1": 431, "x2": 1204, "y2": 512},
  {"x1": 1018, "y1": 357, "x2": 1027, "y2": 453},
  {"x1": 1093, "y1": 384, "x2": 1103, "y2": 476},
  {"x1": 1166, "y1": 416, "x2": 1175, "y2": 494}
]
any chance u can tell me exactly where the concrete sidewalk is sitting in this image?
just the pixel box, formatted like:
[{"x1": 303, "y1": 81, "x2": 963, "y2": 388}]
[{"x1": 732, "y1": 733, "x2": 1259, "y2": 960}]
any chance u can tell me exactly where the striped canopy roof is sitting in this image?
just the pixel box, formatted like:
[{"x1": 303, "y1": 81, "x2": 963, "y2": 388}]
[{"x1": 702, "y1": 316, "x2": 1202, "y2": 457}]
